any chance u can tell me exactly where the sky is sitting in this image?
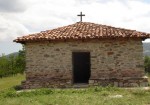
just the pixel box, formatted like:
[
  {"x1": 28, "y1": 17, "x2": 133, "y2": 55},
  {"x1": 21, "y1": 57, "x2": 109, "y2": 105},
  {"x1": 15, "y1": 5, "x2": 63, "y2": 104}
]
[{"x1": 0, "y1": 0, "x2": 150, "y2": 55}]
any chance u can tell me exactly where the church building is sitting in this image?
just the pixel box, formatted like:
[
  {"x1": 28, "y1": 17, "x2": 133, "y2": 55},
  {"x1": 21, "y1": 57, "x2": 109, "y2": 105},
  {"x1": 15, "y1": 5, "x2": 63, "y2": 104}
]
[{"x1": 14, "y1": 13, "x2": 150, "y2": 89}]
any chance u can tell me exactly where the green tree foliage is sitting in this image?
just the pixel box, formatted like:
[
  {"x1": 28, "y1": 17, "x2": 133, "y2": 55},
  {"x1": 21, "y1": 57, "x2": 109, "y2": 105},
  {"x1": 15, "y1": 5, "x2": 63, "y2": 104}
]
[
  {"x1": 15, "y1": 50, "x2": 25, "y2": 74},
  {"x1": 0, "y1": 47, "x2": 25, "y2": 78},
  {"x1": 144, "y1": 56, "x2": 150, "y2": 73}
]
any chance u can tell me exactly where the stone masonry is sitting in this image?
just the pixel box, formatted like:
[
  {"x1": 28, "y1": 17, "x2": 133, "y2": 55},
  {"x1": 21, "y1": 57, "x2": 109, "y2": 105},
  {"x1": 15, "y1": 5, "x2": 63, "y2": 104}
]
[{"x1": 21, "y1": 38, "x2": 148, "y2": 89}]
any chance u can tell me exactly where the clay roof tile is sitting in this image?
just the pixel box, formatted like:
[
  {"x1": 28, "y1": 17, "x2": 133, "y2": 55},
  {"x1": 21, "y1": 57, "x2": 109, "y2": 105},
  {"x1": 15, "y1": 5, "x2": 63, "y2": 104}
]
[{"x1": 14, "y1": 22, "x2": 150, "y2": 43}]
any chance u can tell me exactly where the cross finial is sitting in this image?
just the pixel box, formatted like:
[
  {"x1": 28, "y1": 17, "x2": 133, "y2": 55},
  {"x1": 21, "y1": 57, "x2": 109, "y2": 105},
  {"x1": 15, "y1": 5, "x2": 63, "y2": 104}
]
[{"x1": 77, "y1": 12, "x2": 85, "y2": 22}]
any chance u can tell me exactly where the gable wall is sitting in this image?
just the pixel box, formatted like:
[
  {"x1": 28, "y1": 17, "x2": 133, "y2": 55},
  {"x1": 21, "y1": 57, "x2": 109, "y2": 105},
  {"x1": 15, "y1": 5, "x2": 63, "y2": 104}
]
[{"x1": 22, "y1": 39, "x2": 148, "y2": 88}]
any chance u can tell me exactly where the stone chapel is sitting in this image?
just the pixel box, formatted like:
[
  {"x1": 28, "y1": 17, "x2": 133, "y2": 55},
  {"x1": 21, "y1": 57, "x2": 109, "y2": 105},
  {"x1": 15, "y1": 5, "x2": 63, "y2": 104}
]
[{"x1": 14, "y1": 21, "x2": 150, "y2": 89}]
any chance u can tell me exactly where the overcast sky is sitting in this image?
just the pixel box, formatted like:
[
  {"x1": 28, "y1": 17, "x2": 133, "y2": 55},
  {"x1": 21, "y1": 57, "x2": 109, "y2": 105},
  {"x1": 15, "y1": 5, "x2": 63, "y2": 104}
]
[{"x1": 0, "y1": 0, "x2": 150, "y2": 55}]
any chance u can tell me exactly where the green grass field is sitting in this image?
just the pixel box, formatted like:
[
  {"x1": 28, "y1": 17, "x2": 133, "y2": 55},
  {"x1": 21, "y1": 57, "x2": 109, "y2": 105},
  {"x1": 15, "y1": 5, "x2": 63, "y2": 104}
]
[
  {"x1": 0, "y1": 74, "x2": 150, "y2": 105},
  {"x1": 0, "y1": 74, "x2": 25, "y2": 91}
]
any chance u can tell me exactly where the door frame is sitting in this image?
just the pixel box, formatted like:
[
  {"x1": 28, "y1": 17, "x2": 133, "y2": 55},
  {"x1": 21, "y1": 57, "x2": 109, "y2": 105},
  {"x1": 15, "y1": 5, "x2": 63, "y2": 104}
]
[{"x1": 72, "y1": 51, "x2": 91, "y2": 84}]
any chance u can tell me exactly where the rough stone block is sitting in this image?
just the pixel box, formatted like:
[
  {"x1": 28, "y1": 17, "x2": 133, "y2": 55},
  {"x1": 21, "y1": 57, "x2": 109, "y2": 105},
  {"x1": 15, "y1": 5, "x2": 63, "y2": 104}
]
[
  {"x1": 119, "y1": 82, "x2": 123, "y2": 87},
  {"x1": 89, "y1": 80, "x2": 94, "y2": 84},
  {"x1": 130, "y1": 83, "x2": 139, "y2": 87},
  {"x1": 114, "y1": 82, "x2": 118, "y2": 87},
  {"x1": 140, "y1": 82, "x2": 148, "y2": 87}
]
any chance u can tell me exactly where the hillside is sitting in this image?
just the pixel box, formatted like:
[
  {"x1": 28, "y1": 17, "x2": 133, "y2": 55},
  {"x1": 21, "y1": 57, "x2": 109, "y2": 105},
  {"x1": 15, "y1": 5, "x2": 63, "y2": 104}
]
[
  {"x1": 143, "y1": 43, "x2": 150, "y2": 56},
  {"x1": 0, "y1": 52, "x2": 18, "y2": 58}
]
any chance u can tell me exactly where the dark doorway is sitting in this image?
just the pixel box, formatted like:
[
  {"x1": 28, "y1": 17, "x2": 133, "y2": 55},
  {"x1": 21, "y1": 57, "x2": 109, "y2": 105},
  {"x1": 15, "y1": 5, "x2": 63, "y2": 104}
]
[{"x1": 72, "y1": 52, "x2": 91, "y2": 84}]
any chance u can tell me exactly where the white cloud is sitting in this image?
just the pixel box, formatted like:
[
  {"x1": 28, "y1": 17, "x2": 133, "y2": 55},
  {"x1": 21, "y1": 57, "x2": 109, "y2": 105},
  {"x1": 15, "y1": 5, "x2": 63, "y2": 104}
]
[
  {"x1": 0, "y1": 14, "x2": 29, "y2": 41},
  {"x1": 0, "y1": 0, "x2": 27, "y2": 12},
  {"x1": 144, "y1": 39, "x2": 150, "y2": 43}
]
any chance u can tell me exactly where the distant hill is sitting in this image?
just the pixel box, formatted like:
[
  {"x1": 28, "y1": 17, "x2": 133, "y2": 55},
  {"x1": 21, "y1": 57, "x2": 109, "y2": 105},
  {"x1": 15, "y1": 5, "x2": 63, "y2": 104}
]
[
  {"x1": 143, "y1": 43, "x2": 150, "y2": 56},
  {"x1": 6, "y1": 52, "x2": 18, "y2": 58},
  {"x1": 0, "y1": 52, "x2": 19, "y2": 58}
]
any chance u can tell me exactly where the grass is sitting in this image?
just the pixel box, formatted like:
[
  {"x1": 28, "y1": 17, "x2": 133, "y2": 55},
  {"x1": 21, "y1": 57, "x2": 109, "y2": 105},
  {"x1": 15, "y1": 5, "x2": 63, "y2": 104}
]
[
  {"x1": 0, "y1": 87, "x2": 150, "y2": 105},
  {"x1": 0, "y1": 74, "x2": 150, "y2": 105},
  {"x1": 0, "y1": 74, "x2": 25, "y2": 91}
]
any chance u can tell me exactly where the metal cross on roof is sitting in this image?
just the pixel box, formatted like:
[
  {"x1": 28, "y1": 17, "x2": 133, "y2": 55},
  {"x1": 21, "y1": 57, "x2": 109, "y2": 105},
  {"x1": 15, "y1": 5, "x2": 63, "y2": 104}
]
[{"x1": 77, "y1": 12, "x2": 85, "y2": 22}]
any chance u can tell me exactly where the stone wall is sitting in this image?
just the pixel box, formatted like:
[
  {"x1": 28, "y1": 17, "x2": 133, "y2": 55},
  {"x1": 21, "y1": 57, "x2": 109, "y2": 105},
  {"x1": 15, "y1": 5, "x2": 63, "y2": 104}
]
[{"x1": 22, "y1": 38, "x2": 148, "y2": 89}]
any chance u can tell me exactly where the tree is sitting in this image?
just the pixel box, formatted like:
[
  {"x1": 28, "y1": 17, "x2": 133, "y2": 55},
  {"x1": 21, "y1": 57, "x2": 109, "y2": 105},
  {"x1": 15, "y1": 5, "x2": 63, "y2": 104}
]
[
  {"x1": 0, "y1": 54, "x2": 9, "y2": 77},
  {"x1": 144, "y1": 56, "x2": 150, "y2": 73},
  {"x1": 0, "y1": 45, "x2": 25, "y2": 77},
  {"x1": 15, "y1": 49, "x2": 25, "y2": 74}
]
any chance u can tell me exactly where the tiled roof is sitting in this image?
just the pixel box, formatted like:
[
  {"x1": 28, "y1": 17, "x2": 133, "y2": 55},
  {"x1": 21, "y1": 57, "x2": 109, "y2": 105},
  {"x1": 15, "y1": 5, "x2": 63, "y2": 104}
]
[{"x1": 14, "y1": 22, "x2": 150, "y2": 43}]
